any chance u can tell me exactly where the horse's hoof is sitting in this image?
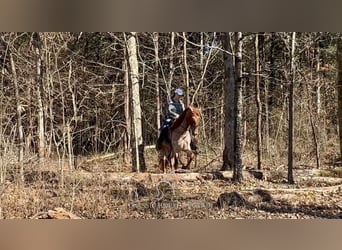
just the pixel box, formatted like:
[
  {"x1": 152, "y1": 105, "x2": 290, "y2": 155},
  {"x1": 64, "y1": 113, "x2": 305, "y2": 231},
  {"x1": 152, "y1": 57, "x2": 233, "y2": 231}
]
[{"x1": 181, "y1": 165, "x2": 189, "y2": 170}]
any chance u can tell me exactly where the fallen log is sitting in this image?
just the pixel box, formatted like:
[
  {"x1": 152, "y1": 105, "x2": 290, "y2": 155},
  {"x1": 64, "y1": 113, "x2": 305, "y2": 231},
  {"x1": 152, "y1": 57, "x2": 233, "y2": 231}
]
[
  {"x1": 298, "y1": 176, "x2": 342, "y2": 185},
  {"x1": 246, "y1": 182, "x2": 342, "y2": 193},
  {"x1": 84, "y1": 153, "x2": 116, "y2": 163},
  {"x1": 31, "y1": 208, "x2": 82, "y2": 219},
  {"x1": 70, "y1": 169, "x2": 265, "y2": 184}
]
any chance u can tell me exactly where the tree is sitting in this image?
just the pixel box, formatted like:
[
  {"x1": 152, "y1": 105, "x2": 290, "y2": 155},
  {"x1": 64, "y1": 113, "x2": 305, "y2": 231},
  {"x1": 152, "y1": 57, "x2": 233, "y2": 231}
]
[
  {"x1": 233, "y1": 32, "x2": 243, "y2": 182},
  {"x1": 125, "y1": 32, "x2": 146, "y2": 172},
  {"x1": 222, "y1": 32, "x2": 243, "y2": 182},
  {"x1": 255, "y1": 33, "x2": 262, "y2": 170},
  {"x1": 153, "y1": 32, "x2": 161, "y2": 129},
  {"x1": 222, "y1": 32, "x2": 235, "y2": 171},
  {"x1": 182, "y1": 32, "x2": 190, "y2": 106},
  {"x1": 123, "y1": 48, "x2": 131, "y2": 165},
  {"x1": 337, "y1": 36, "x2": 342, "y2": 160},
  {"x1": 10, "y1": 50, "x2": 24, "y2": 183},
  {"x1": 288, "y1": 32, "x2": 296, "y2": 184},
  {"x1": 32, "y1": 32, "x2": 46, "y2": 165}
]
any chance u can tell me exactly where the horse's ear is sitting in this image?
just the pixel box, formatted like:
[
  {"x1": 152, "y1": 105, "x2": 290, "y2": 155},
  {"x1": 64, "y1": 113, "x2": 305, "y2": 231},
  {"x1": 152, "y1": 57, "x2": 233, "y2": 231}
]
[
  {"x1": 188, "y1": 106, "x2": 193, "y2": 111},
  {"x1": 192, "y1": 105, "x2": 200, "y2": 112}
]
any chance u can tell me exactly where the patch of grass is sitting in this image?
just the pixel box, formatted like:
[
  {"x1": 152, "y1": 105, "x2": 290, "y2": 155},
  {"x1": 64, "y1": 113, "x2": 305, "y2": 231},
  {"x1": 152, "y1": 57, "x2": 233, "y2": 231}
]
[
  {"x1": 268, "y1": 170, "x2": 286, "y2": 182},
  {"x1": 319, "y1": 168, "x2": 342, "y2": 178}
]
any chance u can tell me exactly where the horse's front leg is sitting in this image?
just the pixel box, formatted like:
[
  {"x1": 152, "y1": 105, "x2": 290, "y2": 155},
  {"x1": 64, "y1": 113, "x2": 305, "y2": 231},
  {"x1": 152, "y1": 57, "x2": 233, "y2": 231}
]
[
  {"x1": 183, "y1": 150, "x2": 195, "y2": 170},
  {"x1": 176, "y1": 152, "x2": 185, "y2": 169}
]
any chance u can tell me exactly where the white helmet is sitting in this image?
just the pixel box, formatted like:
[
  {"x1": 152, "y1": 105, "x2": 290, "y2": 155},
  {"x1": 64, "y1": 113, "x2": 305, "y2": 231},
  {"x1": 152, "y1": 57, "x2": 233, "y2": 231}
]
[{"x1": 174, "y1": 88, "x2": 184, "y2": 96}]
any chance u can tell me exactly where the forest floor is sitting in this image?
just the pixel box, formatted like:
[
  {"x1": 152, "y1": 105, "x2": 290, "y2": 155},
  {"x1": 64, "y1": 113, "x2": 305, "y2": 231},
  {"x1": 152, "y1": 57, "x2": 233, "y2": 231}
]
[{"x1": 1, "y1": 147, "x2": 342, "y2": 219}]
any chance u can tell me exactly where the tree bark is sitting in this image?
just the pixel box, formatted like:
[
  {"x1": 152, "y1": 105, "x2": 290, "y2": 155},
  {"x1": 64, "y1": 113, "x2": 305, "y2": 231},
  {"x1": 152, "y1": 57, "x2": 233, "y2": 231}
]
[
  {"x1": 183, "y1": 32, "x2": 190, "y2": 106},
  {"x1": 32, "y1": 32, "x2": 46, "y2": 163},
  {"x1": 10, "y1": 52, "x2": 24, "y2": 183},
  {"x1": 259, "y1": 33, "x2": 270, "y2": 158},
  {"x1": 288, "y1": 32, "x2": 296, "y2": 184},
  {"x1": 153, "y1": 32, "x2": 161, "y2": 128},
  {"x1": 233, "y1": 32, "x2": 243, "y2": 182},
  {"x1": 123, "y1": 50, "x2": 131, "y2": 165},
  {"x1": 222, "y1": 32, "x2": 235, "y2": 171},
  {"x1": 167, "y1": 32, "x2": 175, "y2": 101},
  {"x1": 126, "y1": 32, "x2": 146, "y2": 172},
  {"x1": 337, "y1": 37, "x2": 342, "y2": 160},
  {"x1": 44, "y1": 35, "x2": 54, "y2": 159},
  {"x1": 0, "y1": 44, "x2": 4, "y2": 184},
  {"x1": 255, "y1": 33, "x2": 262, "y2": 170}
]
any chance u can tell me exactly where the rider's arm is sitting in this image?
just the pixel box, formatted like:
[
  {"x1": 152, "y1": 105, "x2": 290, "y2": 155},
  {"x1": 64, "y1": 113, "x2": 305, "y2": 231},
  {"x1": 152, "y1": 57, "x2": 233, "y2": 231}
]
[
  {"x1": 168, "y1": 103, "x2": 179, "y2": 119},
  {"x1": 181, "y1": 101, "x2": 185, "y2": 111}
]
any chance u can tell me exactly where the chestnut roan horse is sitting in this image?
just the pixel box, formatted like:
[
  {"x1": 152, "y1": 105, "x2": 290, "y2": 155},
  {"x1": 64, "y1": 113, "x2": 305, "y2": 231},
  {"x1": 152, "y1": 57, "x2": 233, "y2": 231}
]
[{"x1": 157, "y1": 106, "x2": 201, "y2": 173}]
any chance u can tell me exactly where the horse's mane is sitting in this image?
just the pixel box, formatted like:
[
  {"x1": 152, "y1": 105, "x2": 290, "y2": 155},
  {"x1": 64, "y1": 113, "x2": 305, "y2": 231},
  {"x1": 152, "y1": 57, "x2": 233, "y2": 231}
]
[
  {"x1": 170, "y1": 106, "x2": 200, "y2": 130},
  {"x1": 169, "y1": 107, "x2": 189, "y2": 130}
]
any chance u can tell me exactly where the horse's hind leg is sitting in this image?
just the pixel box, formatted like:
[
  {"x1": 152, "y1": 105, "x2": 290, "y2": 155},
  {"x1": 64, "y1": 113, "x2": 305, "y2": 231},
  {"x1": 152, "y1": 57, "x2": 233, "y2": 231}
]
[
  {"x1": 158, "y1": 155, "x2": 164, "y2": 173},
  {"x1": 158, "y1": 150, "x2": 167, "y2": 173},
  {"x1": 163, "y1": 155, "x2": 167, "y2": 173},
  {"x1": 170, "y1": 152, "x2": 178, "y2": 173}
]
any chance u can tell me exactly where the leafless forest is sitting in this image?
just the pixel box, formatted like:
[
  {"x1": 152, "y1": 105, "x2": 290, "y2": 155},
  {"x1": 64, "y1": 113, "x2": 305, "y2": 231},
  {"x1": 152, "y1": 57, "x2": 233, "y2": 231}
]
[{"x1": 0, "y1": 32, "x2": 342, "y2": 219}]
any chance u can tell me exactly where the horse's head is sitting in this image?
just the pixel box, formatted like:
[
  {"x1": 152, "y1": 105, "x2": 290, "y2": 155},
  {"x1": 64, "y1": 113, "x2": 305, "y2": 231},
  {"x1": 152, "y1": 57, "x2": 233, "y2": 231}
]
[
  {"x1": 170, "y1": 106, "x2": 201, "y2": 136},
  {"x1": 186, "y1": 106, "x2": 201, "y2": 136}
]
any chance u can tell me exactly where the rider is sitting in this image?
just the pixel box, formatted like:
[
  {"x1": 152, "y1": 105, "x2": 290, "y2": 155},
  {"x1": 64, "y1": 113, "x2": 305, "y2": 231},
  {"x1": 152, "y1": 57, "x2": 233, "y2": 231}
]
[
  {"x1": 156, "y1": 88, "x2": 198, "y2": 154},
  {"x1": 168, "y1": 88, "x2": 185, "y2": 120}
]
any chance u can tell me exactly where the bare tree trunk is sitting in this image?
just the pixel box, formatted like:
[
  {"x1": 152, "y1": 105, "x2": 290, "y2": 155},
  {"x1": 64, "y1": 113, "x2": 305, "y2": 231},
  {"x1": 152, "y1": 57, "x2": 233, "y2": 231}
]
[
  {"x1": 200, "y1": 32, "x2": 204, "y2": 74},
  {"x1": 68, "y1": 60, "x2": 77, "y2": 123},
  {"x1": 153, "y1": 32, "x2": 161, "y2": 128},
  {"x1": 67, "y1": 60, "x2": 75, "y2": 169},
  {"x1": 307, "y1": 42, "x2": 321, "y2": 169},
  {"x1": 309, "y1": 112, "x2": 320, "y2": 168},
  {"x1": 183, "y1": 32, "x2": 190, "y2": 106},
  {"x1": 10, "y1": 52, "x2": 24, "y2": 183},
  {"x1": 66, "y1": 123, "x2": 73, "y2": 170},
  {"x1": 123, "y1": 50, "x2": 131, "y2": 165},
  {"x1": 32, "y1": 32, "x2": 46, "y2": 164},
  {"x1": 255, "y1": 34, "x2": 262, "y2": 170},
  {"x1": 0, "y1": 48, "x2": 4, "y2": 184},
  {"x1": 167, "y1": 32, "x2": 175, "y2": 101},
  {"x1": 57, "y1": 53, "x2": 67, "y2": 185},
  {"x1": 233, "y1": 32, "x2": 243, "y2": 182},
  {"x1": 222, "y1": 32, "x2": 235, "y2": 171},
  {"x1": 337, "y1": 37, "x2": 342, "y2": 160},
  {"x1": 242, "y1": 77, "x2": 247, "y2": 152},
  {"x1": 126, "y1": 32, "x2": 146, "y2": 172},
  {"x1": 315, "y1": 45, "x2": 321, "y2": 115},
  {"x1": 0, "y1": 43, "x2": 5, "y2": 217},
  {"x1": 44, "y1": 35, "x2": 54, "y2": 159},
  {"x1": 25, "y1": 77, "x2": 33, "y2": 153},
  {"x1": 288, "y1": 32, "x2": 296, "y2": 184},
  {"x1": 258, "y1": 33, "x2": 270, "y2": 158}
]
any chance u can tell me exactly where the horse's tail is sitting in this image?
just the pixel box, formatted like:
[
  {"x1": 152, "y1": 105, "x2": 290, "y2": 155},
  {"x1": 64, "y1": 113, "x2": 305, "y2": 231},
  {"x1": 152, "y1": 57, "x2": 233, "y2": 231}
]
[{"x1": 156, "y1": 126, "x2": 171, "y2": 151}]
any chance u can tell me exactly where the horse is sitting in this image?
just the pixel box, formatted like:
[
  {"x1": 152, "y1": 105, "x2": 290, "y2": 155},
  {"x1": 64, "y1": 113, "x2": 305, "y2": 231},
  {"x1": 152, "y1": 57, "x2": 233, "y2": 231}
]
[{"x1": 157, "y1": 106, "x2": 201, "y2": 173}]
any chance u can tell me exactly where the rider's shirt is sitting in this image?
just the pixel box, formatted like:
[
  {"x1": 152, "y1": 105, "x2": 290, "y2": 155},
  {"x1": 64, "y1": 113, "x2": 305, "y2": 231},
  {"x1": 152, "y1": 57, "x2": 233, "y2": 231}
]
[{"x1": 168, "y1": 100, "x2": 184, "y2": 119}]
